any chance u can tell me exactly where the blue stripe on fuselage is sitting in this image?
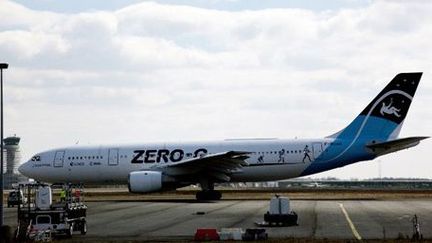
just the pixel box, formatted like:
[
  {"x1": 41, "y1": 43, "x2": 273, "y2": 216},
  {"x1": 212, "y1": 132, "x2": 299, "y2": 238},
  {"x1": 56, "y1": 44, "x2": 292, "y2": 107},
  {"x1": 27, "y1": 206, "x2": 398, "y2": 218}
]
[{"x1": 301, "y1": 115, "x2": 398, "y2": 176}]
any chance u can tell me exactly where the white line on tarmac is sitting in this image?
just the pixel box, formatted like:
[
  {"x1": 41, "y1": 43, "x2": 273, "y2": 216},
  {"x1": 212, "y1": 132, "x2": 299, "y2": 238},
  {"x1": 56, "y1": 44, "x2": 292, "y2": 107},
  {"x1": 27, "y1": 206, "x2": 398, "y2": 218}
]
[{"x1": 339, "y1": 203, "x2": 362, "y2": 241}]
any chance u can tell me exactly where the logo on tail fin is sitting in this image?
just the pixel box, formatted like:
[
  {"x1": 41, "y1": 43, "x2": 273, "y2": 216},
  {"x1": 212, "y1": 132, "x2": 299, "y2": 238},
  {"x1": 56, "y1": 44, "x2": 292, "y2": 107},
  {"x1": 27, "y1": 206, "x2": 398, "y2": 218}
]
[{"x1": 380, "y1": 98, "x2": 401, "y2": 117}]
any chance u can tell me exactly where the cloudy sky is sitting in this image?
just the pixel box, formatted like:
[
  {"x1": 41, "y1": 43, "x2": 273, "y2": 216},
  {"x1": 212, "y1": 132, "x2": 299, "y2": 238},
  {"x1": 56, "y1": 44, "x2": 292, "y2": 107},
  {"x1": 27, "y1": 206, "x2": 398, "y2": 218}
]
[{"x1": 1, "y1": 0, "x2": 431, "y2": 179}]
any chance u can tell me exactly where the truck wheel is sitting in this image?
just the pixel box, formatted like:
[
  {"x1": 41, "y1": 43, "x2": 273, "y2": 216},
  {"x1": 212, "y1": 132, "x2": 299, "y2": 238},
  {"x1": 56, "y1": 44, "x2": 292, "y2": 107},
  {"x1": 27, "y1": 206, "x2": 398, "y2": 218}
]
[
  {"x1": 80, "y1": 222, "x2": 87, "y2": 235},
  {"x1": 67, "y1": 224, "x2": 73, "y2": 238}
]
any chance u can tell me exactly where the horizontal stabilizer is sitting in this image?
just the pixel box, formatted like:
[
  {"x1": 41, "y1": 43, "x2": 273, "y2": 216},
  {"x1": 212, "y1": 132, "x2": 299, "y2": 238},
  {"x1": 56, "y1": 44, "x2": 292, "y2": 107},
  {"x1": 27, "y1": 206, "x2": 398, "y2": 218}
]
[{"x1": 366, "y1": 136, "x2": 429, "y2": 156}]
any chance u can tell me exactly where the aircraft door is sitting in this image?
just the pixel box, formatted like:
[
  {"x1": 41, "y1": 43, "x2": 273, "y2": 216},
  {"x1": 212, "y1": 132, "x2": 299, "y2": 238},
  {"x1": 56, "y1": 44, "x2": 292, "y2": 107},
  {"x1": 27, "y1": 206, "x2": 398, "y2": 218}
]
[
  {"x1": 312, "y1": 143, "x2": 323, "y2": 160},
  {"x1": 53, "y1": 151, "x2": 65, "y2": 167},
  {"x1": 108, "y1": 148, "x2": 119, "y2": 166}
]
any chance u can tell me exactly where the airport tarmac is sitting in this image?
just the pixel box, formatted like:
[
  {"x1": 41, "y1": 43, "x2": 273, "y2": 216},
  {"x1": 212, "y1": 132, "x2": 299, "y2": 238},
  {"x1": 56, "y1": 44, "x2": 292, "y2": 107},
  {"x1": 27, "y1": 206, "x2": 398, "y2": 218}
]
[{"x1": 4, "y1": 199, "x2": 431, "y2": 241}]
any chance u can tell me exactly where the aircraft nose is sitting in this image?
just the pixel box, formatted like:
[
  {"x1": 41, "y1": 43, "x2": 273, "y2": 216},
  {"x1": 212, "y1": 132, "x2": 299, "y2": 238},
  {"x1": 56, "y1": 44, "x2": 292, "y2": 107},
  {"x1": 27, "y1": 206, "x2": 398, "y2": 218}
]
[{"x1": 18, "y1": 162, "x2": 31, "y2": 177}]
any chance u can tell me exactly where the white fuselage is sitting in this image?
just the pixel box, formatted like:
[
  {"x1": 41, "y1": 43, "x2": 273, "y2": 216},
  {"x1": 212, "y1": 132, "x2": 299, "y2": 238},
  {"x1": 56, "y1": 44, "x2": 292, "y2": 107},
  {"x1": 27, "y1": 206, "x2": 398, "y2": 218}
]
[{"x1": 20, "y1": 138, "x2": 334, "y2": 184}]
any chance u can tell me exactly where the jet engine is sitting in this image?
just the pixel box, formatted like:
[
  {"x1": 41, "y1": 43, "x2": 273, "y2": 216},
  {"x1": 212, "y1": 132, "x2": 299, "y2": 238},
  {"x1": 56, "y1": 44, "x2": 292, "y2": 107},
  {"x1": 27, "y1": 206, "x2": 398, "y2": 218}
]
[{"x1": 128, "y1": 171, "x2": 162, "y2": 193}]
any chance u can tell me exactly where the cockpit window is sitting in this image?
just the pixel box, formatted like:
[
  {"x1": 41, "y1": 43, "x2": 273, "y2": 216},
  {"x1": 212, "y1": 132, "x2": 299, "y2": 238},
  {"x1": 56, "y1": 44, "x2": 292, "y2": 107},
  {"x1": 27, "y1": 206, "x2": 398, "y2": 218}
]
[{"x1": 31, "y1": 156, "x2": 41, "y2": 162}]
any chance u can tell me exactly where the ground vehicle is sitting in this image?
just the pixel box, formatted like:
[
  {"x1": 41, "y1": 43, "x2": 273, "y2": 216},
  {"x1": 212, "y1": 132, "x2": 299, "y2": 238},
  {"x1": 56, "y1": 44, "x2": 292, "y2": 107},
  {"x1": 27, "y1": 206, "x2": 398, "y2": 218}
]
[
  {"x1": 7, "y1": 190, "x2": 26, "y2": 207},
  {"x1": 263, "y1": 195, "x2": 298, "y2": 226},
  {"x1": 15, "y1": 183, "x2": 87, "y2": 241}
]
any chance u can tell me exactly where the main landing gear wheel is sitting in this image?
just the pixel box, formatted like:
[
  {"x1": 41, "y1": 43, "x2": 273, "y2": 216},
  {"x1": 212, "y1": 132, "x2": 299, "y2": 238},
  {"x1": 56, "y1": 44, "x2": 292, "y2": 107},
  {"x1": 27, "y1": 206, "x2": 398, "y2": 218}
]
[{"x1": 196, "y1": 190, "x2": 222, "y2": 201}]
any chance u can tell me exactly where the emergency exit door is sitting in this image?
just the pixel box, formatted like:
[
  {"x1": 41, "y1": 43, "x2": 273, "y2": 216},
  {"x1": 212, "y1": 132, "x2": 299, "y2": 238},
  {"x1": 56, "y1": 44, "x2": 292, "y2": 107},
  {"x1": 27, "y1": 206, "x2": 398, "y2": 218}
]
[
  {"x1": 53, "y1": 151, "x2": 65, "y2": 167},
  {"x1": 108, "y1": 148, "x2": 119, "y2": 166}
]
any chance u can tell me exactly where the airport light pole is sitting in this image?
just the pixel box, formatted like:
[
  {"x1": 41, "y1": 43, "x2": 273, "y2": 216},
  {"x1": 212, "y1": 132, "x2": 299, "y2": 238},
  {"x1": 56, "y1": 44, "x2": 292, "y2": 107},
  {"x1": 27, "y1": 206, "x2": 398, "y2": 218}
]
[{"x1": 0, "y1": 63, "x2": 8, "y2": 227}]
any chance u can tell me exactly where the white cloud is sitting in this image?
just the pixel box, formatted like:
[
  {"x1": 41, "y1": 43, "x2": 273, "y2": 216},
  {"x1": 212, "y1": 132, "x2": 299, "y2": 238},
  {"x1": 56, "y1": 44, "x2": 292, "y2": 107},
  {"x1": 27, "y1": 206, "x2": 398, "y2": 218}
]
[
  {"x1": 0, "y1": 31, "x2": 69, "y2": 59},
  {"x1": 0, "y1": 1, "x2": 56, "y2": 30},
  {"x1": 1, "y1": 0, "x2": 431, "y2": 179}
]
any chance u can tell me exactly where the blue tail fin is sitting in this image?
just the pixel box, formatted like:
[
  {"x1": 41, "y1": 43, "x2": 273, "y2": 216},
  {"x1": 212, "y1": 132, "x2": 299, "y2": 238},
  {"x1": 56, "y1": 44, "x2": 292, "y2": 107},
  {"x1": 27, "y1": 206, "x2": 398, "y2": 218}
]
[{"x1": 328, "y1": 72, "x2": 423, "y2": 142}]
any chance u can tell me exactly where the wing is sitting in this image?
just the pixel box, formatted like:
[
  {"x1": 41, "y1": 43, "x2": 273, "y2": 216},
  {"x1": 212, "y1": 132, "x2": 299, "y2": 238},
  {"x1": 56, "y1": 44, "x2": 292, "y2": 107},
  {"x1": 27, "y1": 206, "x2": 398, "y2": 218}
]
[
  {"x1": 366, "y1": 136, "x2": 429, "y2": 156},
  {"x1": 150, "y1": 151, "x2": 250, "y2": 182}
]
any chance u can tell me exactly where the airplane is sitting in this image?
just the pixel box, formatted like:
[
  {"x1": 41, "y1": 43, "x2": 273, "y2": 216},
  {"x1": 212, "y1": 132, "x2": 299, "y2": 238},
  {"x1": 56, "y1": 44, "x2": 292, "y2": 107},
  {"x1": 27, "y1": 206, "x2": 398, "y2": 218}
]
[
  {"x1": 18, "y1": 72, "x2": 428, "y2": 200},
  {"x1": 303, "y1": 181, "x2": 329, "y2": 188}
]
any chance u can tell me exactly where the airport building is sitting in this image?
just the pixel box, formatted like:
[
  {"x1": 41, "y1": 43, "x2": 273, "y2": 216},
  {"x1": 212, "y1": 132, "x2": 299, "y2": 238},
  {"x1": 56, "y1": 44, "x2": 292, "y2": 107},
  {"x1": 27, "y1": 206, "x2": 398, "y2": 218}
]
[{"x1": 2, "y1": 136, "x2": 27, "y2": 188}]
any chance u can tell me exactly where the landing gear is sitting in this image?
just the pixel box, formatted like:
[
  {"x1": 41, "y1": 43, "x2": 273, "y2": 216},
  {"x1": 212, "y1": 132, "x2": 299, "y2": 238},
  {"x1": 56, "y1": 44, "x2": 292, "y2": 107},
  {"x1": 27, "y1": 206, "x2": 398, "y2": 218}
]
[
  {"x1": 196, "y1": 179, "x2": 222, "y2": 201},
  {"x1": 196, "y1": 190, "x2": 222, "y2": 201}
]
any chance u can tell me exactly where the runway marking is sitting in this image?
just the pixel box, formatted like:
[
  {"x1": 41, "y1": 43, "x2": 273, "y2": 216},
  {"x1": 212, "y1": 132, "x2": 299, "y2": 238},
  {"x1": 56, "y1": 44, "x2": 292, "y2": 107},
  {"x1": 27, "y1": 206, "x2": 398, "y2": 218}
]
[{"x1": 339, "y1": 203, "x2": 362, "y2": 241}]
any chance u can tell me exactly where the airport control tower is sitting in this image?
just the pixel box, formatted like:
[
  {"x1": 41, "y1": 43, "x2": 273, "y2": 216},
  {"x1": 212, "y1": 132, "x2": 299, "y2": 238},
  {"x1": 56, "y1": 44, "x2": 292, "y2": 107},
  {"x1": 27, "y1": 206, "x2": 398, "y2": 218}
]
[{"x1": 2, "y1": 136, "x2": 28, "y2": 188}]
